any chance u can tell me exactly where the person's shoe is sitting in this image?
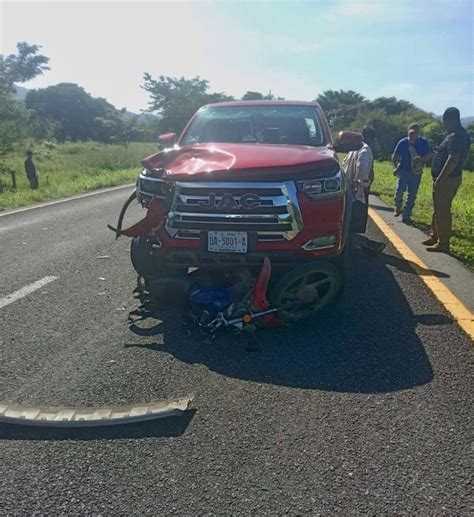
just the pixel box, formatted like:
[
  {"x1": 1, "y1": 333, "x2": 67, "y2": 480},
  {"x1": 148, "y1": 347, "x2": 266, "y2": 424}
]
[
  {"x1": 394, "y1": 208, "x2": 402, "y2": 217},
  {"x1": 426, "y1": 243, "x2": 450, "y2": 253},
  {"x1": 422, "y1": 237, "x2": 438, "y2": 246},
  {"x1": 402, "y1": 217, "x2": 412, "y2": 225}
]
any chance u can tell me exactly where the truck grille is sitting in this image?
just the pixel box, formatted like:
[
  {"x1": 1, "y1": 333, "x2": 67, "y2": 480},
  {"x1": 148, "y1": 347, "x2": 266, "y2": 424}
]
[{"x1": 165, "y1": 181, "x2": 302, "y2": 241}]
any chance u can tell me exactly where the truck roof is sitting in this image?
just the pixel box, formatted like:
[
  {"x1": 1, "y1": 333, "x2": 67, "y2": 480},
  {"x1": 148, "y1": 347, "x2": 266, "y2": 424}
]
[{"x1": 204, "y1": 100, "x2": 322, "y2": 109}]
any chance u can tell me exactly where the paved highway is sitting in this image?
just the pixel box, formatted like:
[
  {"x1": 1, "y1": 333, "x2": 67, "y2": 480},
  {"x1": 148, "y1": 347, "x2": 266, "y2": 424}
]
[{"x1": 0, "y1": 188, "x2": 472, "y2": 514}]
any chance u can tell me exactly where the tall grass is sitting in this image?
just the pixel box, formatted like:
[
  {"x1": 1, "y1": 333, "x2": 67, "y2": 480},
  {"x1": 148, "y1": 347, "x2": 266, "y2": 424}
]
[{"x1": 0, "y1": 141, "x2": 157, "y2": 211}]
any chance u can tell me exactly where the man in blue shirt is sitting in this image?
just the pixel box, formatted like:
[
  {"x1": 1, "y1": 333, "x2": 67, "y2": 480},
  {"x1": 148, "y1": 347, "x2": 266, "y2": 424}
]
[{"x1": 392, "y1": 123, "x2": 432, "y2": 223}]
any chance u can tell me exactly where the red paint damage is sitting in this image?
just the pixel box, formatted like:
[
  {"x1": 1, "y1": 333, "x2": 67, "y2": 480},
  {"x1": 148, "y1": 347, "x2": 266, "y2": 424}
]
[
  {"x1": 119, "y1": 198, "x2": 167, "y2": 238},
  {"x1": 141, "y1": 143, "x2": 339, "y2": 180}
]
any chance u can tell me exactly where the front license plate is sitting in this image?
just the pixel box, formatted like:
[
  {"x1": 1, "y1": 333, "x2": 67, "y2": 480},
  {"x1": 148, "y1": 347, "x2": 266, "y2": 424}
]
[{"x1": 208, "y1": 231, "x2": 248, "y2": 253}]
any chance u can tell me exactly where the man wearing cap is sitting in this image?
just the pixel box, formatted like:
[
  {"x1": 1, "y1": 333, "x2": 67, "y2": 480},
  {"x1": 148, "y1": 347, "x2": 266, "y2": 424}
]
[
  {"x1": 392, "y1": 124, "x2": 432, "y2": 224},
  {"x1": 424, "y1": 107, "x2": 471, "y2": 253}
]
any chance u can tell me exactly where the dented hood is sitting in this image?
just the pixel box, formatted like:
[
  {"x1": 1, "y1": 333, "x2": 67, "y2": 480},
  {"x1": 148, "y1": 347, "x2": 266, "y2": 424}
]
[{"x1": 141, "y1": 143, "x2": 339, "y2": 181}]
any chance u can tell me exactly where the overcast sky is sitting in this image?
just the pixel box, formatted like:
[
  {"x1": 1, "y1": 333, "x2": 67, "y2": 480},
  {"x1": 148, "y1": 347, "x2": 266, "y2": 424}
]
[{"x1": 1, "y1": 0, "x2": 473, "y2": 116}]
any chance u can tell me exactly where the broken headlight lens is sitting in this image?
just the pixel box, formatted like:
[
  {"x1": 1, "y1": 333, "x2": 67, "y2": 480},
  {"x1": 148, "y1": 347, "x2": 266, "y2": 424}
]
[{"x1": 137, "y1": 171, "x2": 173, "y2": 201}]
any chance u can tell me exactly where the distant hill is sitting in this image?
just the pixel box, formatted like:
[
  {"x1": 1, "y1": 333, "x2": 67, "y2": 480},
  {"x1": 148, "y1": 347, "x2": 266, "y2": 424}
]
[{"x1": 461, "y1": 116, "x2": 474, "y2": 127}]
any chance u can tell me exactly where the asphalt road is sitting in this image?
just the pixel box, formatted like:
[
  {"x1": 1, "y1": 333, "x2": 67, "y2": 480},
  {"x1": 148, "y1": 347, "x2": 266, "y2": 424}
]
[{"x1": 0, "y1": 189, "x2": 472, "y2": 515}]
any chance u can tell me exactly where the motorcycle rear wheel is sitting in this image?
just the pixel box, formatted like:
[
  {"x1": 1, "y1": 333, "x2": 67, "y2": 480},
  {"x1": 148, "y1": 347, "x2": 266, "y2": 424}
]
[{"x1": 269, "y1": 261, "x2": 342, "y2": 322}]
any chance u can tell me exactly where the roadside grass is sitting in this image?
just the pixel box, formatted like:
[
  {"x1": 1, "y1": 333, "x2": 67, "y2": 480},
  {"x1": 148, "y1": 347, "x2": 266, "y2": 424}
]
[
  {"x1": 0, "y1": 141, "x2": 157, "y2": 211},
  {"x1": 371, "y1": 160, "x2": 474, "y2": 270}
]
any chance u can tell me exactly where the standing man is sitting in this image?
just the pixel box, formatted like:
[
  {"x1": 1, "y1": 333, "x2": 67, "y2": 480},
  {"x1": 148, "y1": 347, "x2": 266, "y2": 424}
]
[
  {"x1": 424, "y1": 107, "x2": 471, "y2": 253},
  {"x1": 343, "y1": 126, "x2": 385, "y2": 253},
  {"x1": 24, "y1": 150, "x2": 39, "y2": 190},
  {"x1": 392, "y1": 123, "x2": 432, "y2": 224}
]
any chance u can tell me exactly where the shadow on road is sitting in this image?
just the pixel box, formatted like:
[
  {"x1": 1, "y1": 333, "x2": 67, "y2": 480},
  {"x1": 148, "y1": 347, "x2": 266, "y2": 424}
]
[
  {"x1": 0, "y1": 410, "x2": 195, "y2": 442},
  {"x1": 127, "y1": 249, "x2": 437, "y2": 394},
  {"x1": 380, "y1": 252, "x2": 450, "y2": 278}
]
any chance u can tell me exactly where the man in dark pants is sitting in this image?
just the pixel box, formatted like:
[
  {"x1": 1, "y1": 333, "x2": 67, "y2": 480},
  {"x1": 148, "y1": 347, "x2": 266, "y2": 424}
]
[
  {"x1": 392, "y1": 123, "x2": 432, "y2": 224},
  {"x1": 24, "y1": 150, "x2": 39, "y2": 190},
  {"x1": 424, "y1": 107, "x2": 471, "y2": 253}
]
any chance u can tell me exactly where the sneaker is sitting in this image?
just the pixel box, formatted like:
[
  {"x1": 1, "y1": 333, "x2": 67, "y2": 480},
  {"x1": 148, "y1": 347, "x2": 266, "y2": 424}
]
[
  {"x1": 394, "y1": 208, "x2": 402, "y2": 217},
  {"x1": 422, "y1": 237, "x2": 438, "y2": 246},
  {"x1": 402, "y1": 218, "x2": 412, "y2": 225},
  {"x1": 426, "y1": 243, "x2": 449, "y2": 253}
]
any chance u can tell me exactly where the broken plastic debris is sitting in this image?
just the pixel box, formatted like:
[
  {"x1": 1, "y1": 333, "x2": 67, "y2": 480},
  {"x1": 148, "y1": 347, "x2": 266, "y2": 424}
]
[
  {"x1": 97, "y1": 255, "x2": 110, "y2": 259},
  {"x1": 0, "y1": 396, "x2": 193, "y2": 427}
]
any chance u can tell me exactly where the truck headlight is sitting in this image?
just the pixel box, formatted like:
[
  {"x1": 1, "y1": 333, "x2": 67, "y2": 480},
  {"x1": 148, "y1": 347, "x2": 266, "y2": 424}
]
[
  {"x1": 138, "y1": 171, "x2": 173, "y2": 200},
  {"x1": 297, "y1": 171, "x2": 343, "y2": 200}
]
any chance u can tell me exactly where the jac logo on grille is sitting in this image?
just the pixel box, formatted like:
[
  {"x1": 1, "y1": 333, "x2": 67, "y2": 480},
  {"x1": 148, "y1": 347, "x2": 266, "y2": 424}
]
[{"x1": 198, "y1": 193, "x2": 262, "y2": 210}]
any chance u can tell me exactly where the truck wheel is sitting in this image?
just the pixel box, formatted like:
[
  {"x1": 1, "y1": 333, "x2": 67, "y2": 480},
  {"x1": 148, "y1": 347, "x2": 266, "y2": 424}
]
[
  {"x1": 130, "y1": 235, "x2": 160, "y2": 276},
  {"x1": 269, "y1": 261, "x2": 342, "y2": 322}
]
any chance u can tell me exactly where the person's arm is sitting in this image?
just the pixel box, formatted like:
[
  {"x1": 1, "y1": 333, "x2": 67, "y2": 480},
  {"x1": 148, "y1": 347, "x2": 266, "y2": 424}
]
[
  {"x1": 434, "y1": 153, "x2": 460, "y2": 187},
  {"x1": 420, "y1": 139, "x2": 433, "y2": 163},
  {"x1": 392, "y1": 141, "x2": 401, "y2": 175},
  {"x1": 356, "y1": 149, "x2": 372, "y2": 189},
  {"x1": 435, "y1": 134, "x2": 462, "y2": 187}
]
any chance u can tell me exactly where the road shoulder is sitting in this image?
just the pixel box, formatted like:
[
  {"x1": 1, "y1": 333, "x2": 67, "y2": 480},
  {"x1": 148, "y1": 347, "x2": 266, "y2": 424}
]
[{"x1": 369, "y1": 195, "x2": 473, "y2": 339}]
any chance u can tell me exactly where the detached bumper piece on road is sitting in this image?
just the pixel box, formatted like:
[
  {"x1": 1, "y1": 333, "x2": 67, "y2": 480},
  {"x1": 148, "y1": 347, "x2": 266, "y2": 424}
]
[{"x1": 0, "y1": 396, "x2": 193, "y2": 428}]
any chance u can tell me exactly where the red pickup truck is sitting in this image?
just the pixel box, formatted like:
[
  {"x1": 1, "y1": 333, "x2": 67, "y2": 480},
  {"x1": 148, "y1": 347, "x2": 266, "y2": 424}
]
[{"x1": 114, "y1": 101, "x2": 362, "y2": 322}]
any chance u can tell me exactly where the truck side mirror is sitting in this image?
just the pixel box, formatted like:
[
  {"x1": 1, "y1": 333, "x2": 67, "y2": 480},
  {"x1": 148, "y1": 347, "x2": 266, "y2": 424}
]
[
  {"x1": 333, "y1": 131, "x2": 363, "y2": 153},
  {"x1": 158, "y1": 133, "x2": 177, "y2": 148}
]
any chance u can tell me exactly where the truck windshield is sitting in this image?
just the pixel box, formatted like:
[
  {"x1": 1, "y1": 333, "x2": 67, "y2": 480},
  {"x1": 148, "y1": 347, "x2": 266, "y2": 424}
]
[{"x1": 181, "y1": 105, "x2": 325, "y2": 147}]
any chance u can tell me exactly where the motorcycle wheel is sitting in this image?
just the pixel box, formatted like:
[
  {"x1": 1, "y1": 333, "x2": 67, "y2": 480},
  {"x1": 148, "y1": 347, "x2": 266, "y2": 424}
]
[{"x1": 269, "y1": 261, "x2": 342, "y2": 322}]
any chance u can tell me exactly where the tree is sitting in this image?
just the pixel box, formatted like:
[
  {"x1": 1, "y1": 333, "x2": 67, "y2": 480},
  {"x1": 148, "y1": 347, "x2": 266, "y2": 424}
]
[
  {"x1": 0, "y1": 93, "x2": 28, "y2": 156},
  {"x1": 142, "y1": 75, "x2": 234, "y2": 134},
  {"x1": 241, "y1": 90, "x2": 284, "y2": 101},
  {"x1": 369, "y1": 97, "x2": 415, "y2": 116},
  {"x1": 0, "y1": 42, "x2": 49, "y2": 94},
  {"x1": 316, "y1": 90, "x2": 368, "y2": 130},
  {"x1": 315, "y1": 90, "x2": 367, "y2": 112},
  {"x1": 242, "y1": 91, "x2": 265, "y2": 101},
  {"x1": 95, "y1": 109, "x2": 143, "y2": 149},
  {"x1": 25, "y1": 83, "x2": 118, "y2": 142},
  {"x1": 466, "y1": 122, "x2": 474, "y2": 141}
]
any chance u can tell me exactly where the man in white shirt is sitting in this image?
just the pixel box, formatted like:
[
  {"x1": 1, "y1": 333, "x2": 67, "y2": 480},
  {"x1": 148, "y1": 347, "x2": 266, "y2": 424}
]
[{"x1": 343, "y1": 126, "x2": 385, "y2": 253}]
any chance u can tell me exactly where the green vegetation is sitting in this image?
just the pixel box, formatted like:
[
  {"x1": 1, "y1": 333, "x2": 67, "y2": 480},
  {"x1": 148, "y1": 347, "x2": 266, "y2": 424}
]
[
  {"x1": 0, "y1": 142, "x2": 156, "y2": 211},
  {"x1": 317, "y1": 89, "x2": 473, "y2": 169},
  {"x1": 371, "y1": 162, "x2": 474, "y2": 269}
]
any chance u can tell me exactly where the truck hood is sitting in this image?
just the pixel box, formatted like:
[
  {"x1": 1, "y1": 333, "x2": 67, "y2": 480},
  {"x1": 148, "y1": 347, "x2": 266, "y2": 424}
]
[{"x1": 141, "y1": 143, "x2": 339, "y2": 181}]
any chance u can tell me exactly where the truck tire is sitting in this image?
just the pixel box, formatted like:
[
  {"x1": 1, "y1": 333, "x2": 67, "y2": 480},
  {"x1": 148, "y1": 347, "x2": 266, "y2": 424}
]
[{"x1": 269, "y1": 261, "x2": 343, "y2": 322}]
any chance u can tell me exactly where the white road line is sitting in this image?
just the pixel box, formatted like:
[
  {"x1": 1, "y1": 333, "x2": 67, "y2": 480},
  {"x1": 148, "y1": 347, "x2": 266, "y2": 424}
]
[
  {"x1": 0, "y1": 183, "x2": 135, "y2": 218},
  {"x1": 0, "y1": 276, "x2": 59, "y2": 309}
]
